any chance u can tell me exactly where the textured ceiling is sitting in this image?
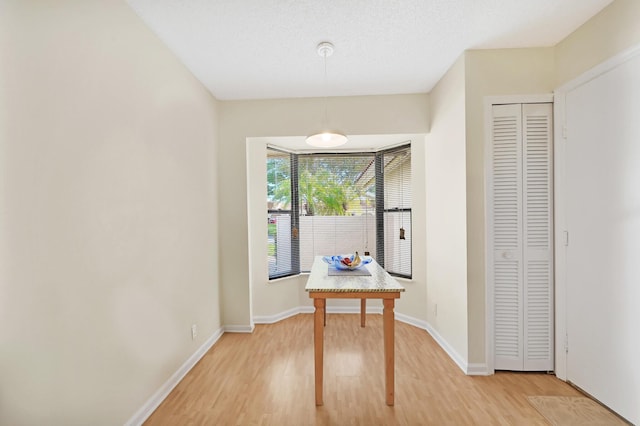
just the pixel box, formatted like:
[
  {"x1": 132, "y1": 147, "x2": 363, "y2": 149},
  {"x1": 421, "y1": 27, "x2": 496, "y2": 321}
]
[{"x1": 127, "y1": 0, "x2": 613, "y2": 101}]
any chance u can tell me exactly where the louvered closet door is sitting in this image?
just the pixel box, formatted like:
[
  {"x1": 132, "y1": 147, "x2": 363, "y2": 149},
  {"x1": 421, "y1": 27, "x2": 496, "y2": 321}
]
[
  {"x1": 521, "y1": 103, "x2": 553, "y2": 371},
  {"x1": 492, "y1": 104, "x2": 525, "y2": 371},
  {"x1": 491, "y1": 103, "x2": 553, "y2": 372}
]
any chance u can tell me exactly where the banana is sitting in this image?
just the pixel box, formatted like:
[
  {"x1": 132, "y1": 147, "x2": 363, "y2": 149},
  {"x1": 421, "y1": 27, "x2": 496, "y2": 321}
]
[{"x1": 350, "y1": 251, "x2": 361, "y2": 268}]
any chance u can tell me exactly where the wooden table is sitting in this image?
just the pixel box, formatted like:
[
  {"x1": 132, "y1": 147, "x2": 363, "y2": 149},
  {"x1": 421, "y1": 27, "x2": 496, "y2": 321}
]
[{"x1": 305, "y1": 256, "x2": 405, "y2": 406}]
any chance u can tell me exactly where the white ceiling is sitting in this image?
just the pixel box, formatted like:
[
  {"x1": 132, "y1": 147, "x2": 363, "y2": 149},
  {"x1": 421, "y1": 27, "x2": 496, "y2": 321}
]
[{"x1": 127, "y1": 0, "x2": 613, "y2": 101}]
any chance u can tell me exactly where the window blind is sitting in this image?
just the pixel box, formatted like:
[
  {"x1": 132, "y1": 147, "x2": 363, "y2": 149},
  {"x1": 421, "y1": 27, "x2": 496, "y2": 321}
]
[
  {"x1": 267, "y1": 148, "x2": 298, "y2": 278},
  {"x1": 380, "y1": 146, "x2": 412, "y2": 278},
  {"x1": 297, "y1": 153, "x2": 376, "y2": 271}
]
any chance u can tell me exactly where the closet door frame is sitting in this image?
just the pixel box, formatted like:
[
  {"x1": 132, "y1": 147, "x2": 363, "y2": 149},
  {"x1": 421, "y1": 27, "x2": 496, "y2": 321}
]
[{"x1": 484, "y1": 94, "x2": 554, "y2": 375}]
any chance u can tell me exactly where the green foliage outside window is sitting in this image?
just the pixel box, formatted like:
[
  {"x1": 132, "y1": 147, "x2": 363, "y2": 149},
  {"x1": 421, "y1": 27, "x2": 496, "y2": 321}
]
[{"x1": 268, "y1": 154, "x2": 373, "y2": 216}]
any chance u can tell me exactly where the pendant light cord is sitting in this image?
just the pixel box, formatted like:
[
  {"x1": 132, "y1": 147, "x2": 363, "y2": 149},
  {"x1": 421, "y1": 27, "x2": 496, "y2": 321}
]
[
  {"x1": 322, "y1": 48, "x2": 328, "y2": 129},
  {"x1": 307, "y1": 42, "x2": 347, "y2": 147}
]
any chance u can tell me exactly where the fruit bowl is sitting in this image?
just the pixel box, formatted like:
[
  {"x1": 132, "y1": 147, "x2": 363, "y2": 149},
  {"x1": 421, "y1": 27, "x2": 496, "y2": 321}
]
[{"x1": 322, "y1": 254, "x2": 373, "y2": 270}]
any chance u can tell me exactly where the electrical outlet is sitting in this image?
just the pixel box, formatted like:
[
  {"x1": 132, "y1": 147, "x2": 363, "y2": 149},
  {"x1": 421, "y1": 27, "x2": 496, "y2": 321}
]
[{"x1": 191, "y1": 324, "x2": 197, "y2": 340}]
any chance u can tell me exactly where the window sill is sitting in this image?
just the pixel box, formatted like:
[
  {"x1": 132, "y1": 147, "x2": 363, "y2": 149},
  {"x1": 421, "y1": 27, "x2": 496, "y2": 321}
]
[{"x1": 269, "y1": 272, "x2": 412, "y2": 284}]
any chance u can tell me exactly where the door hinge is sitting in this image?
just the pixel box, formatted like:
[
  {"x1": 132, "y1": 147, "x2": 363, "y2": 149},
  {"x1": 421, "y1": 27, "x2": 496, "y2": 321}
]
[
  {"x1": 565, "y1": 334, "x2": 569, "y2": 354},
  {"x1": 563, "y1": 230, "x2": 569, "y2": 246},
  {"x1": 562, "y1": 124, "x2": 568, "y2": 139}
]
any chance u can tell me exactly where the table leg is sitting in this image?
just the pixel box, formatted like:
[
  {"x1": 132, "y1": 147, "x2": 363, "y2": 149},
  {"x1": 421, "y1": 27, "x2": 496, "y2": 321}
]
[
  {"x1": 383, "y1": 298, "x2": 395, "y2": 405},
  {"x1": 360, "y1": 299, "x2": 366, "y2": 327},
  {"x1": 314, "y1": 298, "x2": 325, "y2": 405}
]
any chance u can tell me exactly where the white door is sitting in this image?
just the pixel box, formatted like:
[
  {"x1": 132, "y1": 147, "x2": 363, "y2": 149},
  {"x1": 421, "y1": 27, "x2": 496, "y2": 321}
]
[
  {"x1": 562, "y1": 51, "x2": 640, "y2": 424},
  {"x1": 490, "y1": 103, "x2": 554, "y2": 371}
]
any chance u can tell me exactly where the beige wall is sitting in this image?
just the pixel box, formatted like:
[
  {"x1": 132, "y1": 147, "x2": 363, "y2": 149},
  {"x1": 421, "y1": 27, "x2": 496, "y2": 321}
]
[
  {"x1": 400, "y1": 136, "x2": 428, "y2": 320},
  {"x1": 464, "y1": 48, "x2": 555, "y2": 364},
  {"x1": 0, "y1": 1, "x2": 220, "y2": 424},
  {"x1": 223, "y1": 95, "x2": 429, "y2": 325},
  {"x1": 555, "y1": 0, "x2": 640, "y2": 87},
  {"x1": 425, "y1": 55, "x2": 469, "y2": 363}
]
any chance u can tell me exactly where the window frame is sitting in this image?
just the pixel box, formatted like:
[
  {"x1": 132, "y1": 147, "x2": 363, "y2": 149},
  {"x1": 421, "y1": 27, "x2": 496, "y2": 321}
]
[
  {"x1": 267, "y1": 143, "x2": 412, "y2": 280},
  {"x1": 378, "y1": 144, "x2": 412, "y2": 279},
  {"x1": 267, "y1": 148, "x2": 299, "y2": 279}
]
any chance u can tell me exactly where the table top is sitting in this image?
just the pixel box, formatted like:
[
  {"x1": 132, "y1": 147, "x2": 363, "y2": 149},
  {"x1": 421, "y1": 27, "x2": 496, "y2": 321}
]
[{"x1": 305, "y1": 256, "x2": 405, "y2": 293}]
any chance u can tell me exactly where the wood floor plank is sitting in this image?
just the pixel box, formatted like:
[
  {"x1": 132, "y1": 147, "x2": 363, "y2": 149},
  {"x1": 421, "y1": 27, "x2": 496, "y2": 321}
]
[{"x1": 144, "y1": 314, "x2": 582, "y2": 425}]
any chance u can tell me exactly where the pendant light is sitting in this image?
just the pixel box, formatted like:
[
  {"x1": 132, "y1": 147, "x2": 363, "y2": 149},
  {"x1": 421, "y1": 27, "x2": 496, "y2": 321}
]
[{"x1": 306, "y1": 42, "x2": 348, "y2": 148}]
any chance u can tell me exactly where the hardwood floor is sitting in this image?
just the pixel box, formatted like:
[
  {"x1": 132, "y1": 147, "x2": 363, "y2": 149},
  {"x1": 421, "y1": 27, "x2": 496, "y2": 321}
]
[{"x1": 145, "y1": 314, "x2": 582, "y2": 425}]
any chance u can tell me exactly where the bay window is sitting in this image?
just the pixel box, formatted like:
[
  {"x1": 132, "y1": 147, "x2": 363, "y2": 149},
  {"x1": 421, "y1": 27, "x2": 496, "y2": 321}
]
[{"x1": 267, "y1": 144, "x2": 411, "y2": 279}]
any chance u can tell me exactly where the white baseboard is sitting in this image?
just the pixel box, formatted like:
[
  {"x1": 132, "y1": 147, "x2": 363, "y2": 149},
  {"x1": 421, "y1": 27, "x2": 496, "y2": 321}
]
[
  {"x1": 466, "y1": 363, "x2": 490, "y2": 375},
  {"x1": 326, "y1": 305, "x2": 383, "y2": 314},
  {"x1": 253, "y1": 306, "x2": 307, "y2": 324},
  {"x1": 394, "y1": 312, "x2": 473, "y2": 374},
  {"x1": 254, "y1": 306, "x2": 487, "y2": 375},
  {"x1": 395, "y1": 312, "x2": 429, "y2": 330},
  {"x1": 124, "y1": 327, "x2": 224, "y2": 426},
  {"x1": 223, "y1": 324, "x2": 255, "y2": 333},
  {"x1": 299, "y1": 306, "x2": 314, "y2": 314},
  {"x1": 253, "y1": 305, "x2": 383, "y2": 324},
  {"x1": 422, "y1": 321, "x2": 467, "y2": 373},
  {"x1": 395, "y1": 312, "x2": 490, "y2": 375},
  {"x1": 422, "y1": 321, "x2": 489, "y2": 375}
]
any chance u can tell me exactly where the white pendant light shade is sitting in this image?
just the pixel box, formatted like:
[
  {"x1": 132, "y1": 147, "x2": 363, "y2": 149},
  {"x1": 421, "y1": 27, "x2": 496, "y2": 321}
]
[
  {"x1": 306, "y1": 42, "x2": 348, "y2": 148},
  {"x1": 306, "y1": 131, "x2": 348, "y2": 148}
]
